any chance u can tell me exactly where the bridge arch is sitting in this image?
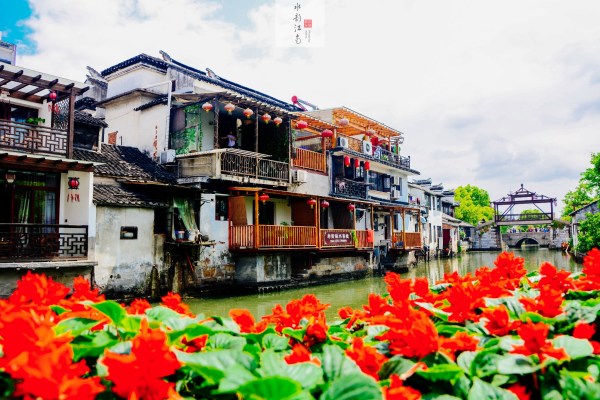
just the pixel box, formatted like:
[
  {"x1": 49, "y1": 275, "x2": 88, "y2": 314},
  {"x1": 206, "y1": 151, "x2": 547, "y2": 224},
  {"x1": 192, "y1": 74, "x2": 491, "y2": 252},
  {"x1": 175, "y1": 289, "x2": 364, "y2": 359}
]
[{"x1": 514, "y1": 237, "x2": 540, "y2": 247}]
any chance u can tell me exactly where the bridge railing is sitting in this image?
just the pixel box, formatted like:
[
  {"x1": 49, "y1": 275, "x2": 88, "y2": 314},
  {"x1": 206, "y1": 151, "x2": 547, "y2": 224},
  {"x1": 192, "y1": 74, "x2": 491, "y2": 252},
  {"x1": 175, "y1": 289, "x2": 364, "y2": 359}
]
[{"x1": 495, "y1": 213, "x2": 552, "y2": 222}]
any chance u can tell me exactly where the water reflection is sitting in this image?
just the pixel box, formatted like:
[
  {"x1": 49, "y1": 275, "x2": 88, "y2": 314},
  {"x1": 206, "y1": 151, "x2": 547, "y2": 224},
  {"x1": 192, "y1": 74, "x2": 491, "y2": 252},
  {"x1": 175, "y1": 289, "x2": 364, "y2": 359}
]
[{"x1": 185, "y1": 249, "x2": 580, "y2": 321}]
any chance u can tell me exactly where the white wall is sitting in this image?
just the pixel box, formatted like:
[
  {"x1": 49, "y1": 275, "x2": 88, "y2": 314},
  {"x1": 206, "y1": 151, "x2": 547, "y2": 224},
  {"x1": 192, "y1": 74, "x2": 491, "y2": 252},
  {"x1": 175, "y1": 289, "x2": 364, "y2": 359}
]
[
  {"x1": 289, "y1": 171, "x2": 330, "y2": 197},
  {"x1": 106, "y1": 66, "x2": 167, "y2": 98}
]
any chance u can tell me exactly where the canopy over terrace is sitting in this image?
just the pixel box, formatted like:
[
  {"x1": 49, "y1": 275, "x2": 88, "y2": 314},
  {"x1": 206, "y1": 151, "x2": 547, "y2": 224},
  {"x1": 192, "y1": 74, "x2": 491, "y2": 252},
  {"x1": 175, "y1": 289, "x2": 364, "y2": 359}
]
[{"x1": 0, "y1": 62, "x2": 89, "y2": 158}]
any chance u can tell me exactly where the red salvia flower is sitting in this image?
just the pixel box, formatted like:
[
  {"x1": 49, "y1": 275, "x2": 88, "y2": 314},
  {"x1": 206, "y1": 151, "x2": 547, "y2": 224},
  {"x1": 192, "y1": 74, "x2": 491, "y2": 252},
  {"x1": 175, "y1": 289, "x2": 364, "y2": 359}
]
[
  {"x1": 70, "y1": 275, "x2": 105, "y2": 302},
  {"x1": 345, "y1": 336, "x2": 387, "y2": 380},
  {"x1": 511, "y1": 321, "x2": 568, "y2": 362},
  {"x1": 304, "y1": 318, "x2": 328, "y2": 347},
  {"x1": 573, "y1": 322, "x2": 595, "y2": 340},
  {"x1": 181, "y1": 334, "x2": 208, "y2": 353},
  {"x1": 537, "y1": 262, "x2": 574, "y2": 293},
  {"x1": 383, "y1": 374, "x2": 422, "y2": 400},
  {"x1": 284, "y1": 343, "x2": 320, "y2": 365},
  {"x1": 443, "y1": 281, "x2": 485, "y2": 323},
  {"x1": 507, "y1": 383, "x2": 531, "y2": 400},
  {"x1": 577, "y1": 248, "x2": 600, "y2": 290},
  {"x1": 127, "y1": 298, "x2": 152, "y2": 315},
  {"x1": 102, "y1": 318, "x2": 182, "y2": 400},
  {"x1": 9, "y1": 271, "x2": 70, "y2": 308},
  {"x1": 229, "y1": 308, "x2": 268, "y2": 333},
  {"x1": 263, "y1": 294, "x2": 329, "y2": 332},
  {"x1": 519, "y1": 286, "x2": 564, "y2": 318},
  {"x1": 161, "y1": 292, "x2": 194, "y2": 317},
  {"x1": 480, "y1": 305, "x2": 521, "y2": 336},
  {"x1": 438, "y1": 331, "x2": 479, "y2": 361},
  {"x1": 377, "y1": 309, "x2": 439, "y2": 359}
]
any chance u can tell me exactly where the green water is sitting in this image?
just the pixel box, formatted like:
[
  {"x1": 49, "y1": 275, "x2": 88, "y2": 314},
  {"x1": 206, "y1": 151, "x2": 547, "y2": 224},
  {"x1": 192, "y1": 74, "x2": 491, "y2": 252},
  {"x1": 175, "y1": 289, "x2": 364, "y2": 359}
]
[{"x1": 185, "y1": 249, "x2": 581, "y2": 321}]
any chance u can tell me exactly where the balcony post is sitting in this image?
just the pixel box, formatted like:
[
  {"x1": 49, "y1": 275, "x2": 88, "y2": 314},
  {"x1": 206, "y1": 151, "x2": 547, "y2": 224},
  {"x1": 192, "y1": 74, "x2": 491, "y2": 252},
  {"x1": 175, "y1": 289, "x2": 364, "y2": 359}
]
[
  {"x1": 213, "y1": 97, "x2": 220, "y2": 149},
  {"x1": 254, "y1": 192, "x2": 259, "y2": 249},
  {"x1": 402, "y1": 209, "x2": 406, "y2": 250},
  {"x1": 315, "y1": 197, "x2": 320, "y2": 248},
  {"x1": 67, "y1": 92, "x2": 75, "y2": 158}
]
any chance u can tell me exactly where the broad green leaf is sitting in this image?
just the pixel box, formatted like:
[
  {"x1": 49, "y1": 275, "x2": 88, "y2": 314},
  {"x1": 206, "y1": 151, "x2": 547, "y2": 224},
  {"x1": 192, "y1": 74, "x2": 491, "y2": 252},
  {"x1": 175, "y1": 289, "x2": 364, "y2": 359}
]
[
  {"x1": 320, "y1": 373, "x2": 382, "y2": 400},
  {"x1": 90, "y1": 300, "x2": 126, "y2": 326},
  {"x1": 423, "y1": 395, "x2": 462, "y2": 400},
  {"x1": 258, "y1": 350, "x2": 323, "y2": 390},
  {"x1": 485, "y1": 297, "x2": 525, "y2": 318},
  {"x1": 467, "y1": 377, "x2": 518, "y2": 400},
  {"x1": 262, "y1": 333, "x2": 290, "y2": 351},
  {"x1": 470, "y1": 350, "x2": 503, "y2": 378},
  {"x1": 50, "y1": 305, "x2": 68, "y2": 315},
  {"x1": 436, "y1": 323, "x2": 468, "y2": 336},
  {"x1": 72, "y1": 331, "x2": 118, "y2": 361},
  {"x1": 367, "y1": 325, "x2": 389, "y2": 338},
  {"x1": 237, "y1": 376, "x2": 302, "y2": 400},
  {"x1": 457, "y1": 351, "x2": 476, "y2": 374},
  {"x1": 282, "y1": 327, "x2": 306, "y2": 343},
  {"x1": 318, "y1": 344, "x2": 361, "y2": 382},
  {"x1": 415, "y1": 301, "x2": 450, "y2": 321},
  {"x1": 54, "y1": 317, "x2": 99, "y2": 336},
  {"x1": 378, "y1": 355, "x2": 416, "y2": 380},
  {"x1": 208, "y1": 333, "x2": 246, "y2": 351},
  {"x1": 496, "y1": 354, "x2": 541, "y2": 375},
  {"x1": 215, "y1": 364, "x2": 257, "y2": 393},
  {"x1": 416, "y1": 363, "x2": 464, "y2": 383},
  {"x1": 553, "y1": 336, "x2": 594, "y2": 359},
  {"x1": 566, "y1": 290, "x2": 600, "y2": 301},
  {"x1": 176, "y1": 349, "x2": 255, "y2": 385},
  {"x1": 245, "y1": 327, "x2": 278, "y2": 345},
  {"x1": 560, "y1": 372, "x2": 600, "y2": 399}
]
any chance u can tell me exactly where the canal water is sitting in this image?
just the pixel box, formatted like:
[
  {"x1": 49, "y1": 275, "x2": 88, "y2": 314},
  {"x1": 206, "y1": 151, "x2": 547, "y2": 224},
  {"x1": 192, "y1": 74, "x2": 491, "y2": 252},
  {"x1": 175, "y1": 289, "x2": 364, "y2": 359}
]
[{"x1": 185, "y1": 249, "x2": 581, "y2": 321}]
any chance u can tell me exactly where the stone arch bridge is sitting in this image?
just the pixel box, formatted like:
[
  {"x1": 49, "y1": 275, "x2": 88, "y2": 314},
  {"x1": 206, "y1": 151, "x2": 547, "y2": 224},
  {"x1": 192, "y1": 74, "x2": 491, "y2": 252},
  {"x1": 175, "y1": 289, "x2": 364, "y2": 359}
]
[{"x1": 502, "y1": 231, "x2": 553, "y2": 248}]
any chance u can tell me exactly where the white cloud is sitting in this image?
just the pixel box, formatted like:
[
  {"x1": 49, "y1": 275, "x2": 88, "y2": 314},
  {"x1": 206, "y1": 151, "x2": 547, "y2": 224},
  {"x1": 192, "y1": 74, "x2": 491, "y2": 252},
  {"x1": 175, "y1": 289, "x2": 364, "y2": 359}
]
[{"x1": 14, "y1": 0, "x2": 600, "y2": 214}]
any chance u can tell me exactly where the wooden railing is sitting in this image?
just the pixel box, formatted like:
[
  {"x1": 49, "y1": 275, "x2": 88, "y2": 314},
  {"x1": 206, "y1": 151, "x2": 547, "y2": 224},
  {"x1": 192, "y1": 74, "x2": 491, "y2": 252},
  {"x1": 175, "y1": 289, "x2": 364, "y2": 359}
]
[
  {"x1": 320, "y1": 229, "x2": 373, "y2": 249},
  {"x1": 332, "y1": 178, "x2": 368, "y2": 199},
  {"x1": 495, "y1": 213, "x2": 553, "y2": 223},
  {"x1": 0, "y1": 120, "x2": 68, "y2": 156},
  {"x1": 229, "y1": 225, "x2": 254, "y2": 249},
  {"x1": 392, "y1": 231, "x2": 422, "y2": 250},
  {"x1": 335, "y1": 134, "x2": 412, "y2": 169},
  {"x1": 258, "y1": 226, "x2": 317, "y2": 248},
  {"x1": 355, "y1": 230, "x2": 374, "y2": 249},
  {"x1": 178, "y1": 149, "x2": 290, "y2": 183},
  {"x1": 0, "y1": 223, "x2": 88, "y2": 260},
  {"x1": 292, "y1": 148, "x2": 326, "y2": 173}
]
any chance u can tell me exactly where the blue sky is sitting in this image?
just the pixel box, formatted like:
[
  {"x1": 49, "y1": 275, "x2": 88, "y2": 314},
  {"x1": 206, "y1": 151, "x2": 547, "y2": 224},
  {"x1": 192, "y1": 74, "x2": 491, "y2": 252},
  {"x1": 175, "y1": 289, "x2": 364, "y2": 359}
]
[{"x1": 2, "y1": 0, "x2": 600, "y2": 212}]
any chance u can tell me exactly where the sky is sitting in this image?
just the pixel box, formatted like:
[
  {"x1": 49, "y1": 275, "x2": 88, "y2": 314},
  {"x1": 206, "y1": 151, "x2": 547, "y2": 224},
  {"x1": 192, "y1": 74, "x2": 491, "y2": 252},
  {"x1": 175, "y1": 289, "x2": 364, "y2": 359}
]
[{"x1": 2, "y1": 0, "x2": 600, "y2": 215}]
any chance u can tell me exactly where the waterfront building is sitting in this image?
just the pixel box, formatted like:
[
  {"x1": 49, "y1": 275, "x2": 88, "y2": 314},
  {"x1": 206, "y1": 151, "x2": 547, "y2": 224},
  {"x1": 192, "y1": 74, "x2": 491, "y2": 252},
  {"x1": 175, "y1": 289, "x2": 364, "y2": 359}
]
[
  {"x1": 569, "y1": 200, "x2": 599, "y2": 258},
  {"x1": 0, "y1": 60, "x2": 96, "y2": 294}
]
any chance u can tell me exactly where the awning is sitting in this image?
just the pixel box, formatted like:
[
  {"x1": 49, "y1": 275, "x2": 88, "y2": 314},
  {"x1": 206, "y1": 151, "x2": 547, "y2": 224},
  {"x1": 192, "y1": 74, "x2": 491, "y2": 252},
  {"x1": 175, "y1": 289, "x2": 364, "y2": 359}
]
[{"x1": 0, "y1": 150, "x2": 98, "y2": 172}]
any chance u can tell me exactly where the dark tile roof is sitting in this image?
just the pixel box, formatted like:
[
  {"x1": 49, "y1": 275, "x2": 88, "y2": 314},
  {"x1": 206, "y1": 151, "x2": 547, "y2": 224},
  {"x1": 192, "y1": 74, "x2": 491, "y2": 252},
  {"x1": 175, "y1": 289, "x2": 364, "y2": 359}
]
[
  {"x1": 93, "y1": 183, "x2": 170, "y2": 208},
  {"x1": 133, "y1": 95, "x2": 168, "y2": 111},
  {"x1": 101, "y1": 53, "x2": 302, "y2": 112},
  {"x1": 74, "y1": 111, "x2": 108, "y2": 128},
  {"x1": 73, "y1": 144, "x2": 176, "y2": 183},
  {"x1": 75, "y1": 97, "x2": 97, "y2": 111}
]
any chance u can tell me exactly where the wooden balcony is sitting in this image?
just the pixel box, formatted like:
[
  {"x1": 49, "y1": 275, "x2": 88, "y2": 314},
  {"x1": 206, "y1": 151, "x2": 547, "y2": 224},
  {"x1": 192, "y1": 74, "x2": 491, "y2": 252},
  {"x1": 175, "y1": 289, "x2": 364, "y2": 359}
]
[
  {"x1": 0, "y1": 120, "x2": 68, "y2": 157},
  {"x1": 392, "y1": 232, "x2": 422, "y2": 250},
  {"x1": 178, "y1": 149, "x2": 290, "y2": 185},
  {"x1": 230, "y1": 225, "x2": 373, "y2": 251},
  {"x1": 336, "y1": 134, "x2": 411, "y2": 169},
  {"x1": 292, "y1": 147, "x2": 326, "y2": 173},
  {"x1": 0, "y1": 223, "x2": 88, "y2": 261}
]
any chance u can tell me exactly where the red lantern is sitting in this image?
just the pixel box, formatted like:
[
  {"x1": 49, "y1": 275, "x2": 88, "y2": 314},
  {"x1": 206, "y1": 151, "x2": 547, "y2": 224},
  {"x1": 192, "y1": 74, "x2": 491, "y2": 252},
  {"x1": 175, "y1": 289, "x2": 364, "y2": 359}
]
[
  {"x1": 343, "y1": 155, "x2": 350, "y2": 167},
  {"x1": 364, "y1": 161, "x2": 371, "y2": 171},
  {"x1": 48, "y1": 91, "x2": 57, "y2": 101},
  {"x1": 307, "y1": 198, "x2": 317, "y2": 209},
  {"x1": 354, "y1": 158, "x2": 360, "y2": 168},
  {"x1": 366, "y1": 128, "x2": 376, "y2": 137},
  {"x1": 338, "y1": 117, "x2": 349, "y2": 127},
  {"x1": 321, "y1": 129, "x2": 333, "y2": 138},
  {"x1": 202, "y1": 102, "x2": 213, "y2": 112},
  {"x1": 273, "y1": 117, "x2": 283, "y2": 126},
  {"x1": 296, "y1": 120, "x2": 308, "y2": 130},
  {"x1": 347, "y1": 203, "x2": 355, "y2": 213},
  {"x1": 68, "y1": 177, "x2": 79, "y2": 190},
  {"x1": 243, "y1": 108, "x2": 254, "y2": 118},
  {"x1": 261, "y1": 113, "x2": 271, "y2": 124},
  {"x1": 224, "y1": 103, "x2": 235, "y2": 114},
  {"x1": 258, "y1": 193, "x2": 269, "y2": 204},
  {"x1": 321, "y1": 200, "x2": 329, "y2": 208}
]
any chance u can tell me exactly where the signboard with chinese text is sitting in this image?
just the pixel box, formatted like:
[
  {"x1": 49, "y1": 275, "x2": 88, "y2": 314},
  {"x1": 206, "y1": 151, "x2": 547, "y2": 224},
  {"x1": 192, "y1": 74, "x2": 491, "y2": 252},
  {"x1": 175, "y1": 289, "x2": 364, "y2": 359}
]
[{"x1": 323, "y1": 231, "x2": 352, "y2": 246}]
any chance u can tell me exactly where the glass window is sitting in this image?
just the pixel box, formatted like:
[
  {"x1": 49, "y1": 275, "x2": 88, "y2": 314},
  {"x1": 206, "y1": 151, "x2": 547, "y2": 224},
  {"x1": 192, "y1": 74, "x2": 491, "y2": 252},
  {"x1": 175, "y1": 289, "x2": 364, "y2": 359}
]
[{"x1": 215, "y1": 196, "x2": 228, "y2": 220}]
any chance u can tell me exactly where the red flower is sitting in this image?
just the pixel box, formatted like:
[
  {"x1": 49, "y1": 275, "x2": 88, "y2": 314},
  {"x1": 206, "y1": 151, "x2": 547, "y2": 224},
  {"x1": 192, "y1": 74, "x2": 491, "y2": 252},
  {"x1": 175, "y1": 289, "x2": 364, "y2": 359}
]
[
  {"x1": 9, "y1": 271, "x2": 70, "y2": 308},
  {"x1": 383, "y1": 374, "x2": 422, "y2": 400},
  {"x1": 438, "y1": 331, "x2": 479, "y2": 361},
  {"x1": 537, "y1": 262, "x2": 574, "y2": 293},
  {"x1": 338, "y1": 306, "x2": 361, "y2": 329},
  {"x1": 70, "y1": 275, "x2": 105, "y2": 302},
  {"x1": 492, "y1": 252, "x2": 527, "y2": 282},
  {"x1": 229, "y1": 309, "x2": 268, "y2": 333},
  {"x1": 507, "y1": 383, "x2": 531, "y2": 400},
  {"x1": 284, "y1": 343, "x2": 320, "y2": 365},
  {"x1": 263, "y1": 294, "x2": 329, "y2": 332},
  {"x1": 511, "y1": 321, "x2": 568, "y2": 362},
  {"x1": 304, "y1": 318, "x2": 328, "y2": 347},
  {"x1": 127, "y1": 298, "x2": 152, "y2": 315},
  {"x1": 102, "y1": 318, "x2": 182, "y2": 400},
  {"x1": 519, "y1": 286, "x2": 564, "y2": 318},
  {"x1": 181, "y1": 334, "x2": 208, "y2": 353},
  {"x1": 384, "y1": 272, "x2": 412, "y2": 304},
  {"x1": 573, "y1": 322, "x2": 596, "y2": 340},
  {"x1": 480, "y1": 305, "x2": 521, "y2": 336},
  {"x1": 346, "y1": 337, "x2": 387, "y2": 380},
  {"x1": 377, "y1": 309, "x2": 439, "y2": 359},
  {"x1": 442, "y1": 282, "x2": 485, "y2": 323},
  {"x1": 577, "y1": 248, "x2": 600, "y2": 290},
  {"x1": 161, "y1": 292, "x2": 194, "y2": 317}
]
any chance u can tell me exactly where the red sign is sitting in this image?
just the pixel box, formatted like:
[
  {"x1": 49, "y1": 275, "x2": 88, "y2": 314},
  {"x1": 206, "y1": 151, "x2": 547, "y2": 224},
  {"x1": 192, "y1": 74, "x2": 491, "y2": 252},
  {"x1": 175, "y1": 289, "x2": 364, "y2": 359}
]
[
  {"x1": 323, "y1": 231, "x2": 352, "y2": 246},
  {"x1": 304, "y1": 19, "x2": 312, "y2": 28}
]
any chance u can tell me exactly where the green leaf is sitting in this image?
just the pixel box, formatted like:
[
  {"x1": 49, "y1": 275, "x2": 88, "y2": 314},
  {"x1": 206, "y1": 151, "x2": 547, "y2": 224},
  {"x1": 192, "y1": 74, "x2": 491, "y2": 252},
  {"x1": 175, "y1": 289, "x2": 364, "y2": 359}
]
[
  {"x1": 72, "y1": 331, "x2": 119, "y2": 361},
  {"x1": 237, "y1": 376, "x2": 302, "y2": 400},
  {"x1": 457, "y1": 351, "x2": 476, "y2": 374},
  {"x1": 423, "y1": 395, "x2": 463, "y2": 400},
  {"x1": 378, "y1": 355, "x2": 416, "y2": 380},
  {"x1": 467, "y1": 377, "x2": 518, "y2": 400},
  {"x1": 366, "y1": 325, "x2": 389, "y2": 338},
  {"x1": 262, "y1": 333, "x2": 290, "y2": 351},
  {"x1": 415, "y1": 301, "x2": 450, "y2": 321},
  {"x1": 318, "y1": 344, "x2": 361, "y2": 382},
  {"x1": 54, "y1": 317, "x2": 99, "y2": 336},
  {"x1": 50, "y1": 305, "x2": 68, "y2": 315},
  {"x1": 565, "y1": 290, "x2": 600, "y2": 301},
  {"x1": 258, "y1": 351, "x2": 323, "y2": 390},
  {"x1": 469, "y1": 350, "x2": 503, "y2": 378},
  {"x1": 176, "y1": 349, "x2": 255, "y2": 385},
  {"x1": 496, "y1": 354, "x2": 541, "y2": 375},
  {"x1": 146, "y1": 305, "x2": 186, "y2": 323},
  {"x1": 283, "y1": 327, "x2": 306, "y2": 343},
  {"x1": 90, "y1": 300, "x2": 126, "y2": 326},
  {"x1": 208, "y1": 333, "x2": 246, "y2": 351},
  {"x1": 215, "y1": 364, "x2": 258, "y2": 393},
  {"x1": 320, "y1": 373, "x2": 382, "y2": 400},
  {"x1": 416, "y1": 363, "x2": 464, "y2": 383},
  {"x1": 553, "y1": 336, "x2": 594, "y2": 359},
  {"x1": 560, "y1": 372, "x2": 600, "y2": 399}
]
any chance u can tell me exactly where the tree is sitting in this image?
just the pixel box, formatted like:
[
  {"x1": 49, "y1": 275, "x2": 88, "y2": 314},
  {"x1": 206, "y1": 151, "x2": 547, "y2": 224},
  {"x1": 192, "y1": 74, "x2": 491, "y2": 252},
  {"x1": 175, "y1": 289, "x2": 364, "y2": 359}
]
[
  {"x1": 562, "y1": 183, "x2": 596, "y2": 219},
  {"x1": 577, "y1": 212, "x2": 600, "y2": 254},
  {"x1": 519, "y1": 209, "x2": 543, "y2": 232},
  {"x1": 454, "y1": 185, "x2": 495, "y2": 226},
  {"x1": 581, "y1": 152, "x2": 600, "y2": 196}
]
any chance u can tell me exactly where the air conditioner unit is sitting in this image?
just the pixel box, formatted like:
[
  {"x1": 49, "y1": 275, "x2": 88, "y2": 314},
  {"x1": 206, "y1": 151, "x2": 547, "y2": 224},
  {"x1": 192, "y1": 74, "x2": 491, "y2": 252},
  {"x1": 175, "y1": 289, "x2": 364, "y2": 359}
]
[
  {"x1": 159, "y1": 149, "x2": 176, "y2": 164},
  {"x1": 391, "y1": 189, "x2": 401, "y2": 199},
  {"x1": 337, "y1": 136, "x2": 349, "y2": 148},
  {"x1": 293, "y1": 169, "x2": 308, "y2": 183},
  {"x1": 362, "y1": 140, "x2": 373, "y2": 155}
]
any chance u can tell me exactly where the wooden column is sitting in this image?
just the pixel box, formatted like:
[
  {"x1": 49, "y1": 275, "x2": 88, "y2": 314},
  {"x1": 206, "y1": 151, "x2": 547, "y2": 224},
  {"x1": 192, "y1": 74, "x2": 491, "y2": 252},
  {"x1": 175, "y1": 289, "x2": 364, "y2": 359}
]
[
  {"x1": 402, "y1": 209, "x2": 406, "y2": 250},
  {"x1": 288, "y1": 118, "x2": 292, "y2": 184},
  {"x1": 254, "y1": 192, "x2": 259, "y2": 249},
  {"x1": 213, "y1": 97, "x2": 220, "y2": 149},
  {"x1": 255, "y1": 107, "x2": 259, "y2": 153},
  {"x1": 66, "y1": 92, "x2": 75, "y2": 158},
  {"x1": 315, "y1": 197, "x2": 320, "y2": 248}
]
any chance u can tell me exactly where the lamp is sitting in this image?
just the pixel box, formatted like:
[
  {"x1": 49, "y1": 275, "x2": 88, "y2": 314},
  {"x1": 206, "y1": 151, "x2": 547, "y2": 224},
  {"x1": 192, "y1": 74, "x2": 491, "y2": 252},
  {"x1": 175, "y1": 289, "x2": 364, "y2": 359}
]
[
  {"x1": 321, "y1": 200, "x2": 330, "y2": 209},
  {"x1": 273, "y1": 117, "x2": 283, "y2": 126},
  {"x1": 347, "y1": 203, "x2": 355, "y2": 213},
  {"x1": 224, "y1": 103, "x2": 235, "y2": 114},
  {"x1": 321, "y1": 129, "x2": 333, "y2": 138},
  {"x1": 5, "y1": 173, "x2": 15, "y2": 184},
  {"x1": 258, "y1": 193, "x2": 269, "y2": 204},
  {"x1": 243, "y1": 108, "x2": 254, "y2": 118},
  {"x1": 202, "y1": 102, "x2": 213, "y2": 112},
  {"x1": 261, "y1": 113, "x2": 272, "y2": 124},
  {"x1": 307, "y1": 198, "x2": 317, "y2": 209},
  {"x1": 296, "y1": 120, "x2": 308, "y2": 130}
]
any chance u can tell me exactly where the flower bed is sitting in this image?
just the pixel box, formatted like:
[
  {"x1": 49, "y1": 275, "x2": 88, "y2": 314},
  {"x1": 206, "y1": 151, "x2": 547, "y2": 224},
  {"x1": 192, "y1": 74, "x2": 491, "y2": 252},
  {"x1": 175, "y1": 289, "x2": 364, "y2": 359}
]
[{"x1": 1, "y1": 250, "x2": 600, "y2": 399}]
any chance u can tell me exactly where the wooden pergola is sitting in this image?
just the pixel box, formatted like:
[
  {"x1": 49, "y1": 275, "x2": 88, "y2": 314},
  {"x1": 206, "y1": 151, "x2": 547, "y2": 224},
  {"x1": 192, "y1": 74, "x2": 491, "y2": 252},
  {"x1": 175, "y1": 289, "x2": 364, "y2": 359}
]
[
  {"x1": 493, "y1": 184, "x2": 556, "y2": 226},
  {"x1": 0, "y1": 62, "x2": 89, "y2": 158}
]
